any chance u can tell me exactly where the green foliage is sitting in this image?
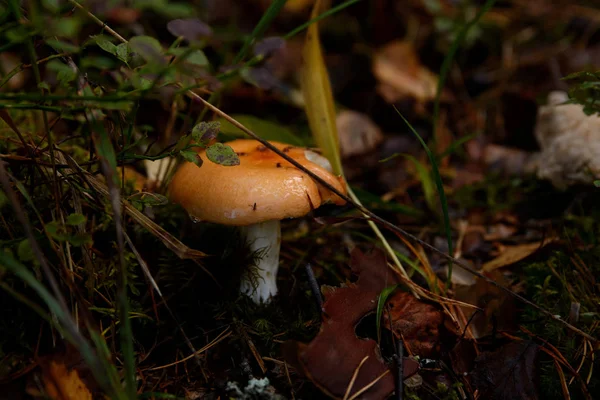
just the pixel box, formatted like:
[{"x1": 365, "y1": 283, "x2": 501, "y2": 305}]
[
  {"x1": 179, "y1": 149, "x2": 203, "y2": 166},
  {"x1": 521, "y1": 248, "x2": 600, "y2": 398},
  {"x1": 375, "y1": 284, "x2": 399, "y2": 344},
  {"x1": 205, "y1": 142, "x2": 241, "y2": 166},
  {"x1": 564, "y1": 70, "x2": 600, "y2": 116},
  {"x1": 191, "y1": 121, "x2": 220, "y2": 144}
]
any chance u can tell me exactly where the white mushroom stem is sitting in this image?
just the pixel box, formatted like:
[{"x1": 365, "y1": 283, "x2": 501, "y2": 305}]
[
  {"x1": 239, "y1": 220, "x2": 282, "y2": 304},
  {"x1": 238, "y1": 150, "x2": 332, "y2": 304}
]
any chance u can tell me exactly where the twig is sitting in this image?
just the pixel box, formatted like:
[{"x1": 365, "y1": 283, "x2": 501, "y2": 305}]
[
  {"x1": 305, "y1": 263, "x2": 323, "y2": 312},
  {"x1": 146, "y1": 329, "x2": 231, "y2": 371},
  {"x1": 387, "y1": 305, "x2": 403, "y2": 400},
  {"x1": 343, "y1": 356, "x2": 369, "y2": 400},
  {"x1": 67, "y1": 0, "x2": 127, "y2": 43}
]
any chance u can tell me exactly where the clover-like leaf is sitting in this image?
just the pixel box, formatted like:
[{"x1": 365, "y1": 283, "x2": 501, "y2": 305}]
[
  {"x1": 168, "y1": 47, "x2": 208, "y2": 67},
  {"x1": 45, "y1": 221, "x2": 68, "y2": 241},
  {"x1": 205, "y1": 143, "x2": 240, "y2": 166},
  {"x1": 128, "y1": 192, "x2": 169, "y2": 207},
  {"x1": 191, "y1": 121, "x2": 220, "y2": 144},
  {"x1": 180, "y1": 150, "x2": 203, "y2": 167},
  {"x1": 17, "y1": 239, "x2": 34, "y2": 262},
  {"x1": 96, "y1": 36, "x2": 117, "y2": 55},
  {"x1": 129, "y1": 36, "x2": 165, "y2": 66},
  {"x1": 66, "y1": 213, "x2": 86, "y2": 226},
  {"x1": 166, "y1": 18, "x2": 212, "y2": 43},
  {"x1": 254, "y1": 36, "x2": 285, "y2": 57},
  {"x1": 116, "y1": 43, "x2": 131, "y2": 64}
]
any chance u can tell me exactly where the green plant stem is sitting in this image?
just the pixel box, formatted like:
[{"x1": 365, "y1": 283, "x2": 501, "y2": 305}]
[
  {"x1": 232, "y1": 0, "x2": 288, "y2": 64},
  {"x1": 284, "y1": 0, "x2": 363, "y2": 39}
]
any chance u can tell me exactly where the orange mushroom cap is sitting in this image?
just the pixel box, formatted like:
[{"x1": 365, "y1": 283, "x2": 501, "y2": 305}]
[{"x1": 168, "y1": 139, "x2": 347, "y2": 226}]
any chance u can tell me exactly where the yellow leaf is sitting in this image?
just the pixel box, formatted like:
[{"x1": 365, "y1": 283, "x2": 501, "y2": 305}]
[
  {"x1": 483, "y1": 239, "x2": 557, "y2": 272},
  {"x1": 42, "y1": 360, "x2": 93, "y2": 400},
  {"x1": 299, "y1": 0, "x2": 343, "y2": 175}
]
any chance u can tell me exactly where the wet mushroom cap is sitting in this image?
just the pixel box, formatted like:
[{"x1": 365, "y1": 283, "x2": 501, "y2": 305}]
[{"x1": 168, "y1": 139, "x2": 348, "y2": 226}]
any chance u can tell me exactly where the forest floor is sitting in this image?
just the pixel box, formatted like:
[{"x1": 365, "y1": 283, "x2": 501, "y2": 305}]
[{"x1": 1, "y1": 0, "x2": 599, "y2": 399}]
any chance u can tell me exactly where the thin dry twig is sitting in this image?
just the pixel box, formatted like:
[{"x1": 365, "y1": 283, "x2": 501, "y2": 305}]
[
  {"x1": 146, "y1": 329, "x2": 232, "y2": 371},
  {"x1": 348, "y1": 370, "x2": 391, "y2": 400},
  {"x1": 343, "y1": 356, "x2": 369, "y2": 400}
]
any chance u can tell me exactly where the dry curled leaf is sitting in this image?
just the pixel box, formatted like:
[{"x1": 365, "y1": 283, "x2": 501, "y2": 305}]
[
  {"x1": 26, "y1": 348, "x2": 98, "y2": 400},
  {"x1": 483, "y1": 239, "x2": 557, "y2": 272},
  {"x1": 336, "y1": 110, "x2": 384, "y2": 159},
  {"x1": 285, "y1": 248, "x2": 420, "y2": 399},
  {"x1": 383, "y1": 291, "x2": 443, "y2": 358},
  {"x1": 41, "y1": 361, "x2": 92, "y2": 400},
  {"x1": 372, "y1": 40, "x2": 438, "y2": 103},
  {"x1": 455, "y1": 271, "x2": 516, "y2": 339}
]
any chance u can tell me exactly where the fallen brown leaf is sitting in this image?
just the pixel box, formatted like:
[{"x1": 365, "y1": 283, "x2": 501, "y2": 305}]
[
  {"x1": 285, "y1": 248, "x2": 420, "y2": 399},
  {"x1": 372, "y1": 40, "x2": 438, "y2": 103},
  {"x1": 383, "y1": 291, "x2": 443, "y2": 358},
  {"x1": 336, "y1": 110, "x2": 384, "y2": 159},
  {"x1": 455, "y1": 271, "x2": 517, "y2": 339},
  {"x1": 483, "y1": 239, "x2": 557, "y2": 272},
  {"x1": 41, "y1": 360, "x2": 92, "y2": 400}
]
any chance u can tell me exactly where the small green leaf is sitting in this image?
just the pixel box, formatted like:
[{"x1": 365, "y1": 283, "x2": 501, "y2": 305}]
[
  {"x1": 206, "y1": 143, "x2": 240, "y2": 166},
  {"x1": 595, "y1": 180, "x2": 600, "y2": 187},
  {"x1": 128, "y1": 192, "x2": 169, "y2": 207},
  {"x1": 51, "y1": 17, "x2": 81, "y2": 38},
  {"x1": 67, "y1": 233, "x2": 93, "y2": 247},
  {"x1": 17, "y1": 239, "x2": 34, "y2": 262},
  {"x1": 167, "y1": 18, "x2": 212, "y2": 42},
  {"x1": 96, "y1": 36, "x2": 118, "y2": 55},
  {"x1": 37, "y1": 82, "x2": 51, "y2": 91},
  {"x1": 116, "y1": 43, "x2": 131, "y2": 64},
  {"x1": 179, "y1": 150, "x2": 203, "y2": 166},
  {"x1": 375, "y1": 284, "x2": 399, "y2": 344},
  {"x1": 191, "y1": 121, "x2": 220, "y2": 144},
  {"x1": 42, "y1": 0, "x2": 60, "y2": 12},
  {"x1": 45, "y1": 221, "x2": 68, "y2": 241},
  {"x1": 66, "y1": 213, "x2": 86, "y2": 226},
  {"x1": 131, "y1": 73, "x2": 154, "y2": 90},
  {"x1": 169, "y1": 47, "x2": 208, "y2": 67},
  {"x1": 46, "y1": 39, "x2": 80, "y2": 53},
  {"x1": 47, "y1": 59, "x2": 77, "y2": 84},
  {"x1": 129, "y1": 36, "x2": 165, "y2": 65}
]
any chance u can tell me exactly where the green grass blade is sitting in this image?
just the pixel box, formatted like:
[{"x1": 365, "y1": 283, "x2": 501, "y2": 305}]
[
  {"x1": 394, "y1": 107, "x2": 453, "y2": 289},
  {"x1": 376, "y1": 284, "x2": 398, "y2": 344},
  {"x1": 401, "y1": 154, "x2": 437, "y2": 213},
  {"x1": 91, "y1": 116, "x2": 137, "y2": 399},
  {"x1": 0, "y1": 251, "x2": 125, "y2": 398},
  {"x1": 284, "y1": 0, "x2": 362, "y2": 39},
  {"x1": 233, "y1": 0, "x2": 289, "y2": 64}
]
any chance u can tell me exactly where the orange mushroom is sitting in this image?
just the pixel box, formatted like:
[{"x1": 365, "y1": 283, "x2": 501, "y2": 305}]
[{"x1": 169, "y1": 139, "x2": 347, "y2": 303}]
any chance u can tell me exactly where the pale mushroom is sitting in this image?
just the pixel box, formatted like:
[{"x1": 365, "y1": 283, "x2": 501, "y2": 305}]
[{"x1": 168, "y1": 139, "x2": 347, "y2": 303}]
